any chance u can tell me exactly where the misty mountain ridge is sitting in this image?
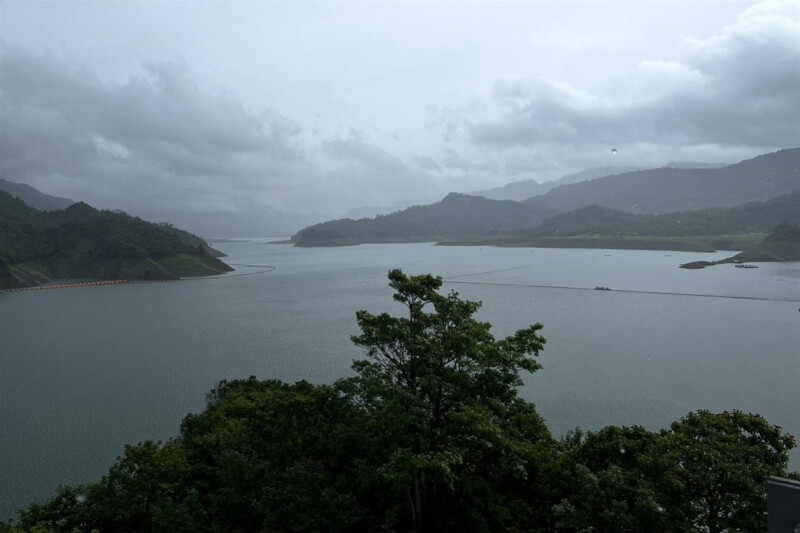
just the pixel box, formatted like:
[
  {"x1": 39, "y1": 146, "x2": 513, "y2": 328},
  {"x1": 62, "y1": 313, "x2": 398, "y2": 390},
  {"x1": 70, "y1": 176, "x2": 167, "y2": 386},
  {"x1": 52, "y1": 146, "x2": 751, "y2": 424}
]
[
  {"x1": 524, "y1": 148, "x2": 800, "y2": 214},
  {"x1": 292, "y1": 148, "x2": 800, "y2": 249},
  {"x1": 0, "y1": 178, "x2": 74, "y2": 211},
  {"x1": 529, "y1": 188, "x2": 800, "y2": 238},
  {"x1": 0, "y1": 178, "x2": 323, "y2": 238},
  {"x1": 342, "y1": 201, "x2": 418, "y2": 220},
  {"x1": 663, "y1": 161, "x2": 726, "y2": 169},
  {"x1": 468, "y1": 178, "x2": 545, "y2": 201},
  {"x1": 469, "y1": 167, "x2": 641, "y2": 201},
  {"x1": 467, "y1": 163, "x2": 721, "y2": 203},
  {"x1": 136, "y1": 206, "x2": 326, "y2": 239},
  {"x1": 293, "y1": 193, "x2": 557, "y2": 246}
]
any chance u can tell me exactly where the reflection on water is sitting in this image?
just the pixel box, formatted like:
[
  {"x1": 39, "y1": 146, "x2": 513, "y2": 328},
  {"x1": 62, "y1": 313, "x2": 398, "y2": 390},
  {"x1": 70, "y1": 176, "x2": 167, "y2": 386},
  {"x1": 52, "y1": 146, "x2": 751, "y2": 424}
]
[{"x1": 1, "y1": 241, "x2": 798, "y2": 520}]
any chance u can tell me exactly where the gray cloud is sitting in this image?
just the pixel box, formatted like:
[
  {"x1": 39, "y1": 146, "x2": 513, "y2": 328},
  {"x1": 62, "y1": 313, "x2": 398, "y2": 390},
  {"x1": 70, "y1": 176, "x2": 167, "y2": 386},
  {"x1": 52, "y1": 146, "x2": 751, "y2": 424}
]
[
  {"x1": 412, "y1": 156, "x2": 443, "y2": 173},
  {"x1": 0, "y1": 45, "x2": 460, "y2": 217},
  {"x1": 0, "y1": 45, "x2": 311, "y2": 212},
  {"x1": 1, "y1": 1, "x2": 796, "y2": 221},
  {"x1": 315, "y1": 134, "x2": 445, "y2": 213},
  {"x1": 433, "y1": 1, "x2": 800, "y2": 159}
]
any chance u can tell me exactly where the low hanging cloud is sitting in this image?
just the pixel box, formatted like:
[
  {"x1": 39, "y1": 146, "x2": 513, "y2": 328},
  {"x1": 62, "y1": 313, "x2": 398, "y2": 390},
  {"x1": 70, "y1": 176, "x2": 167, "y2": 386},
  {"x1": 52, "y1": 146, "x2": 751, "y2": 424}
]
[
  {"x1": 432, "y1": 0, "x2": 800, "y2": 163},
  {"x1": 0, "y1": 45, "x2": 314, "y2": 213},
  {"x1": 0, "y1": 45, "x2": 456, "y2": 216},
  {"x1": 2, "y1": 0, "x2": 797, "y2": 221},
  {"x1": 315, "y1": 133, "x2": 446, "y2": 213}
]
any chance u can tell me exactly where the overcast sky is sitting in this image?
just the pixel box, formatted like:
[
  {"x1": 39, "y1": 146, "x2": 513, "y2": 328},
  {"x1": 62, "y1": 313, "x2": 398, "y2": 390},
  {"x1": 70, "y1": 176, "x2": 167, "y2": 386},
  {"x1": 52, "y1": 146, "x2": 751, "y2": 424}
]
[{"x1": 1, "y1": 0, "x2": 798, "y2": 216}]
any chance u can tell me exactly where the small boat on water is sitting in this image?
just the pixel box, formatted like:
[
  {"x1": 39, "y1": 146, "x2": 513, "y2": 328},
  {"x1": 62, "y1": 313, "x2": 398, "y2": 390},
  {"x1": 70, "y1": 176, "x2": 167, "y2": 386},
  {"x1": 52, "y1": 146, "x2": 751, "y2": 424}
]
[{"x1": 734, "y1": 263, "x2": 759, "y2": 269}]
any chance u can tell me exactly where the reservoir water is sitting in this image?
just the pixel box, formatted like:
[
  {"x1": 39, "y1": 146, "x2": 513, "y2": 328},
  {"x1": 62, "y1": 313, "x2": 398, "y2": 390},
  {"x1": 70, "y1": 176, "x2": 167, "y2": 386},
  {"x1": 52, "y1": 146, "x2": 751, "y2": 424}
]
[{"x1": 1, "y1": 241, "x2": 799, "y2": 520}]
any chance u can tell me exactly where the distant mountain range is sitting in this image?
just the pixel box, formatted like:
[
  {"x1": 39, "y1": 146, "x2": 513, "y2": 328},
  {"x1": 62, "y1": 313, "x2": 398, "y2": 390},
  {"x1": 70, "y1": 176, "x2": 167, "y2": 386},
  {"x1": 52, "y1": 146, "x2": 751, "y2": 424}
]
[
  {"x1": 525, "y1": 148, "x2": 800, "y2": 214},
  {"x1": 662, "y1": 161, "x2": 726, "y2": 169},
  {"x1": 293, "y1": 148, "x2": 800, "y2": 249},
  {"x1": 5, "y1": 148, "x2": 799, "y2": 254},
  {"x1": 530, "y1": 188, "x2": 800, "y2": 238},
  {"x1": 293, "y1": 193, "x2": 557, "y2": 246},
  {"x1": 469, "y1": 167, "x2": 641, "y2": 201},
  {"x1": 0, "y1": 178, "x2": 74, "y2": 210},
  {"x1": 468, "y1": 162, "x2": 724, "y2": 203}
]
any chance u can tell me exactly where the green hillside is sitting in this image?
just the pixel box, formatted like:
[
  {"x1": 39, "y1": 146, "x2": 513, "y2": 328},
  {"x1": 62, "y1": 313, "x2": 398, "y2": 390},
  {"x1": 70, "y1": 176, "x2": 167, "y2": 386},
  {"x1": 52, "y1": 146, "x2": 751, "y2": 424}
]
[
  {"x1": 679, "y1": 224, "x2": 800, "y2": 269},
  {"x1": 293, "y1": 193, "x2": 557, "y2": 246},
  {"x1": 728, "y1": 223, "x2": 800, "y2": 263},
  {"x1": 0, "y1": 191, "x2": 232, "y2": 289},
  {"x1": 530, "y1": 188, "x2": 800, "y2": 238}
]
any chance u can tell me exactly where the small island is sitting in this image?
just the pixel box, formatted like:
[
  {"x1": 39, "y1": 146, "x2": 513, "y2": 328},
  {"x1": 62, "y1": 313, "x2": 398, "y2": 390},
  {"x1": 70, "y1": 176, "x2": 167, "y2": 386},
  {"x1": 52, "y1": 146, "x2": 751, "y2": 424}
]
[{"x1": 0, "y1": 191, "x2": 232, "y2": 290}]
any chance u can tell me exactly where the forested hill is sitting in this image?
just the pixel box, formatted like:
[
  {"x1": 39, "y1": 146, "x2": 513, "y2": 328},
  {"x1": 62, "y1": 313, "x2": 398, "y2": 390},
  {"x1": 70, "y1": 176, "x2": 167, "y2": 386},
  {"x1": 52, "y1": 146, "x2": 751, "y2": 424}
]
[
  {"x1": 728, "y1": 223, "x2": 800, "y2": 263},
  {"x1": 530, "y1": 188, "x2": 800, "y2": 238},
  {"x1": 293, "y1": 193, "x2": 557, "y2": 246},
  {"x1": 525, "y1": 148, "x2": 800, "y2": 214},
  {"x1": 0, "y1": 191, "x2": 232, "y2": 289},
  {"x1": 0, "y1": 178, "x2": 74, "y2": 211}
]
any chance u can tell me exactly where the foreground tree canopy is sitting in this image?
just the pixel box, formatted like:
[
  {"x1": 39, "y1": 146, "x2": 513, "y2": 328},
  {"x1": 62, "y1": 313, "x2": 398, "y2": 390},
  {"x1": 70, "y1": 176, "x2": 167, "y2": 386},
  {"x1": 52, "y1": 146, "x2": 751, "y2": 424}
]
[{"x1": 7, "y1": 270, "x2": 797, "y2": 532}]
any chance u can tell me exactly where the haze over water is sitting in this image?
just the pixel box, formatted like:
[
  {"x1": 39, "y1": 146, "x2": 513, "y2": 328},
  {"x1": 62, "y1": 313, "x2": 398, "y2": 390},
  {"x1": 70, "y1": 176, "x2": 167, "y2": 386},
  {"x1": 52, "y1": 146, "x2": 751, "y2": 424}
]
[{"x1": 1, "y1": 241, "x2": 799, "y2": 520}]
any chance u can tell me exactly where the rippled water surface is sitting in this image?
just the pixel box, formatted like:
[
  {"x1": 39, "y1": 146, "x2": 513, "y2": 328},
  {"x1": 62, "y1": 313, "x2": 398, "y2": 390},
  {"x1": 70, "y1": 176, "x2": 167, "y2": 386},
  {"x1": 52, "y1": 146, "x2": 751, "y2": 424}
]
[{"x1": 2, "y1": 241, "x2": 799, "y2": 519}]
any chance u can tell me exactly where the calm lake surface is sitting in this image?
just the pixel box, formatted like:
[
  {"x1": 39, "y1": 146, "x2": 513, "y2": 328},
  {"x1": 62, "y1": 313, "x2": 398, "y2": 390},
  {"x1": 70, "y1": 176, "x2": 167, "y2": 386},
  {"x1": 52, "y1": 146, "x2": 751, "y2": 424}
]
[{"x1": 2, "y1": 241, "x2": 799, "y2": 520}]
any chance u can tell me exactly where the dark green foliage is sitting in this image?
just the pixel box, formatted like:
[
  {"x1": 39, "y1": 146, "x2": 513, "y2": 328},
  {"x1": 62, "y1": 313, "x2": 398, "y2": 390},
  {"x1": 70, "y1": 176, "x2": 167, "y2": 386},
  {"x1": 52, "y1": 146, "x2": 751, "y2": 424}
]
[
  {"x1": 0, "y1": 195, "x2": 207, "y2": 262},
  {"x1": 19, "y1": 441, "x2": 195, "y2": 533},
  {"x1": 13, "y1": 271, "x2": 798, "y2": 532},
  {"x1": 341, "y1": 269, "x2": 552, "y2": 531},
  {"x1": 18, "y1": 380, "x2": 373, "y2": 533},
  {"x1": 554, "y1": 412, "x2": 797, "y2": 533},
  {"x1": 659, "y1": 411, "x2": 796, "y2": 533},
  {"x1": 554, "y1": 426, "x2": 669, "y2": 532},
  {"x1": 0, "y1": 192, "x2": 44, "y2": 266},
  {"x1": 0, "y1": 191, "x2": 230, "y2": 286},
  {"x1": 179, "y1": 378, "x2": 371, "y2": 532}
]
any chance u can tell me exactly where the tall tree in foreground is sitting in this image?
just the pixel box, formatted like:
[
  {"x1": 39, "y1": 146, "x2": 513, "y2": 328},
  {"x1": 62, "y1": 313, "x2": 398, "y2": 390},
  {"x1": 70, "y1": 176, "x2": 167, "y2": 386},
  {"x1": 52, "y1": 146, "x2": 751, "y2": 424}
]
[
  {"x1": 659, "y1": 410, "x2": 797, "y2": 533},
  {"x1": 554, "y1": 411, "x2": 797, "y2": 533},
  {"x1": 340, "y1": 269, "x2": 554, "y2": 532}
]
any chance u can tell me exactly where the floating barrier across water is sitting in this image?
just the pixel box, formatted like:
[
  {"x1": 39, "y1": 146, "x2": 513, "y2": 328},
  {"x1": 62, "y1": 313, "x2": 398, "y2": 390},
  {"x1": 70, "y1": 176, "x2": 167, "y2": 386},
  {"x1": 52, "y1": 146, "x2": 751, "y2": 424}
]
[{"x1": 0, "y1": 278, "x2": 178, "y2": 295}]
